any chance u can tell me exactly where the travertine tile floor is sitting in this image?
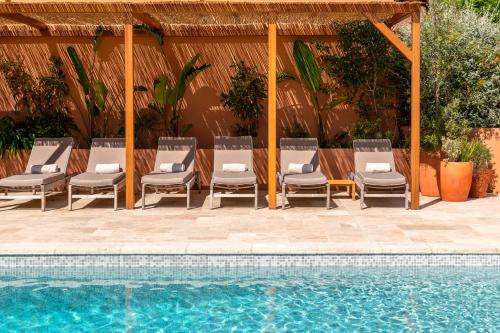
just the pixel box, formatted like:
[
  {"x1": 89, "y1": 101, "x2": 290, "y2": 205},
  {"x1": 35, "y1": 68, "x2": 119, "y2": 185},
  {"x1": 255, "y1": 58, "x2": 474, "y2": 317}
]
[{"x1": 0, "y1": 191, "x2": 498, "y2": 254}]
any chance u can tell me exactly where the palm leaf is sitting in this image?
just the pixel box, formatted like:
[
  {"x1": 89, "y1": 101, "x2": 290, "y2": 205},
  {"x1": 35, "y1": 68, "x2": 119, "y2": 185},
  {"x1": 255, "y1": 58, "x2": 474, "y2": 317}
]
[
  {"x1": 320, "y1": 96, "x2": 348, "y2": 113},
  {"x1": 293, "y1": 40, "x2": 321, "y2": 94},
  {"x1": 153, "y1": 75, "x2": 171, "y2": 106},
  {"x1": 134, "y1": 24, "x2": 164, "y2": 46},
  {"x1": 67, "y1": 47, "x2": 90, "y2": 95},
  {"x1": 277, "y1": 71, "x2": 296, "y2": 83},
  {"x1": 93, "y1": 25, "x2": 106, "y2": 52},
  {"x1": 93, "y1": 80, "x2": 108, "y2": 111},
  {"x1": 170, "y1": 53, "x2": 210, "y2": 104}
]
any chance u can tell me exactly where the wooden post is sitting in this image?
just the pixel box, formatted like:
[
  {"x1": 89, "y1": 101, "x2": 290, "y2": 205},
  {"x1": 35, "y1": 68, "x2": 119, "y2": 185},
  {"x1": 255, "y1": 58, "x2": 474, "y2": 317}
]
[
  {"x1": 124, "y1": 15, "x2": 135, "y2": 209},
  {"x1": 410, "y1": 11, "x2": 421, "y2": 209},
  {"x1": 267, "y1": 15, "x2": 277, "y2": 209}
]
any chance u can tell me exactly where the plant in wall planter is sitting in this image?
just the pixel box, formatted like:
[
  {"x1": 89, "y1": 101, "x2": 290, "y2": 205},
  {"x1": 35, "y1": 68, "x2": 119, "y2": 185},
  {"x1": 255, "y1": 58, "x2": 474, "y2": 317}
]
[
  {"x1": 468, "y1": 139, "x2": 493, "y2": 198},
  {"x1": 292, "y1": 40, "x2": 347, "y2": 147},
  {"x1": 221, "y1": 61, "x2": 267, "y2": 137},
  {"x1": 439, "y1": 138, "x2": 476, "y2": 202}
]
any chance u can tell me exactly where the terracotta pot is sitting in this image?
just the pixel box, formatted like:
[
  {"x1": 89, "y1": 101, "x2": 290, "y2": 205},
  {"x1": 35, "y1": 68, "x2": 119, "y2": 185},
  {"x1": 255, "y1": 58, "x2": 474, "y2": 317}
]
[
  {"x1": 469, "y1": 169, "x2": 493, "y2": 198},
  {"x1": 419, "y1": 152, "x2": 441, "y2": 197},
  {"x1": 439, "y1": 161, "x2": 473, "y2": 202}
]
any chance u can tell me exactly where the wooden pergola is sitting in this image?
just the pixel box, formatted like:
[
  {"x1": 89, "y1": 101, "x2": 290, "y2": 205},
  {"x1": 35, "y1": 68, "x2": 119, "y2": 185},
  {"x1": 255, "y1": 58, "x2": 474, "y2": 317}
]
[{"x1": 0, "y1": 0, "x2": 427, "y2": 210}]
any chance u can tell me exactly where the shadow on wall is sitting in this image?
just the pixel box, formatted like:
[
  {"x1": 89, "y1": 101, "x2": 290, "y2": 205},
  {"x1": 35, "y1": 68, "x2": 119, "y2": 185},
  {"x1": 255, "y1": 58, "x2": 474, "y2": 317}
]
[{"x1": 0, "y1": 34, "x2": 359, "y2": 148}]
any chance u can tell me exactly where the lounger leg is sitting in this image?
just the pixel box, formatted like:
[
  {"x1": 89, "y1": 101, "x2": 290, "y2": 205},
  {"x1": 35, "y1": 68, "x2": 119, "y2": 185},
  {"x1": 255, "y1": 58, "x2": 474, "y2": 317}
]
[
  {"x1": 141, "y1": 184, "x2": 146, "y2": 210},
  {"x1": 254, "y1": 184, "x2": 258, "y2": 210},
  {"x1": 326, "y1": 183, "x2": 331, "y2": 209},
  {"x1": 40, "y1": 185, "x2": 46, "y2": 212},
  {"x1": 187, "y1": 183, "x2": 191, "y2": 209},
  {"x1": 360, "y1": 186, "x2": 365, "y2": 209},
  {"x1": 210, "y1": 182, "x2": 214, "y2": 209},
  {"x1": 68, "y1": 185, "x2": 72, "y2": 211},
  {"x1": 405, "y1": 184, "x2": 409, "y2": 210},
  {"x1": 113, "y1": 185, "x2": 118, "y2": 211},
  {"x1": 281, "y1": 183, "x2": 286, "y2": 210}
]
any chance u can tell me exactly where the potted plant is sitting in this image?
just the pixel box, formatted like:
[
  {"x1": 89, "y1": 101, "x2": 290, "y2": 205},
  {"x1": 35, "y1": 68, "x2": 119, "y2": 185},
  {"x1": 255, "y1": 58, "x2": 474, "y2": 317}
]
[
  {"x1": 468, "y1": 139, "x2": 493, "y2": 198},
  {"x1": 439, "y1": 138, "x2": 474, "y2": 202}
]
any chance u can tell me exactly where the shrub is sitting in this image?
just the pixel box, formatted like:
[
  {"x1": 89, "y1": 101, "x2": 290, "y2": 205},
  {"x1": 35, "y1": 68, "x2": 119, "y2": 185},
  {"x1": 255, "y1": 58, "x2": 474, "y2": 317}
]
[
  {"x1": 221, "y1": 61, "x2": 267, "y2": 137},
  {"x1": 283, "y1": 121, "x2": 310, "y2": 138},
  {"x1": 400, "y1": 1, "x2": 500, "y2": 133}
]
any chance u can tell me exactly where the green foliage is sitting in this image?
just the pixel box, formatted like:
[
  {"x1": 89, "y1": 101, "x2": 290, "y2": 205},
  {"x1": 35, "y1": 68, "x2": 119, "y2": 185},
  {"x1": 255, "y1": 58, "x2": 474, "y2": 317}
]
[
  {"x1": 292, "y1": 40, "x2": 346, "y2": 147},
  {"x1": 316, "y1": 21, "x2": 410, "y2": 146},
  {"x1": 145, "y1": 53, "x2": 210, "y2": 136},
  {"x1": 399, "y1": 1, "x2": 499, "y2": 141},
  {"x1": 134, "y1": 24, "x2": 164, "y2": 46},
  {"x1": 351, "y1": 118, "x2": 393, "y2": 141},
  {"x1": 283, "y1": 120, "x2": 310, "y2": 138},
  {"x1": 0, "y1": 56, "x2": 76, "y2": 153},
  {"x1": 468, "y1": 139, "x2": 492, "y2": 169},
  {"x1": 221, "y1": 61, "x2": 267, "y2": 137},
  {"x1": 441, "y1": 137, "x2": 491, "y2": 164}
]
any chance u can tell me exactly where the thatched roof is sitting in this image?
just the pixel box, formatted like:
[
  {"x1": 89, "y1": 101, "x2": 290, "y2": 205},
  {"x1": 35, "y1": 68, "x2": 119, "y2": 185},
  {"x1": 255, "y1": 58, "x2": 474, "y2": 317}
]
[{"x1": 0, "y1": 0, "x2": 427, "y2": 36}]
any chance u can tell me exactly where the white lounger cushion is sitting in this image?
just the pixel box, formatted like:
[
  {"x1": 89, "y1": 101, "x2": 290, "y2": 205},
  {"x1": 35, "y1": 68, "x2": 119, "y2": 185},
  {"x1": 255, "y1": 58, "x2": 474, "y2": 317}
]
[
  {"x1": 95, "y1": 163, "x2": 121, "y2": 174},
  {"x1": 222, "y1": 163, "x2": 247, "y2": 172},
  {"x1": 159, "y1": 163, "x2": 185, "y2": 173},
  {"x1": 30, "y1": 164, "x2": 59, "y2": 174},
  {"x1": 287, "y1": 163, "x2": 313, "y2": 174},
  {"x1": 365, "y1": 162, "x2": 391, "y2": 173}
]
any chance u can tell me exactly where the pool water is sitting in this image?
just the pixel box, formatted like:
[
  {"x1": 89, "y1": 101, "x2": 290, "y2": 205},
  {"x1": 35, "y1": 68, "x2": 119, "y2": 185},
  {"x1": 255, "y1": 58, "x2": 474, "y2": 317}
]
[{"x1": 0, "y1": 267, "x2": 498, "y2": 332}]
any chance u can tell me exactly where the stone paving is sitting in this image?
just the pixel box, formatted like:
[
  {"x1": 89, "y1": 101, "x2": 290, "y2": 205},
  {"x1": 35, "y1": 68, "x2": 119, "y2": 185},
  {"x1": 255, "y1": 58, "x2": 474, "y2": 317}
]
[{"x1": 0, "y1": 191, "x2": 498, "y2": 254}]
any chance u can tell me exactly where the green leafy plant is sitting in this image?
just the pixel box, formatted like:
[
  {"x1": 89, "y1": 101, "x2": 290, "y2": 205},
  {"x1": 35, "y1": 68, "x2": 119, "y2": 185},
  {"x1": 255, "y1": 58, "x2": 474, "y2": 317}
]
[
  {"x1": 351, "y1": 118, "x2": 392, "y2": 141},
  {"x1": 283, "y1": 120, "x2": 310, "y2": 138},
  {"x1": 467, "y1": 139, "x2": 492, "y2": 169},
  {"x1": 292, "y1": 40, "x2": 347, "y2": 147},
  {"x1": 67, "y1": 26, "x2": 146, "y2": 142},
  {"x1": 221, "y1": 61, "x2": 267, "y2": 137},
  {"x1": 399, "y1": 1, "x2": 499, "y2": 140},
  {"x1": 144, "y1": 54, "x2": 210, "y2": 137},
  {"x1": 0, "y1": 56, "x2": 76, "y2": 153},
  {"x1": 315, "y1": 21, "x2": 409, "y2": 146}
]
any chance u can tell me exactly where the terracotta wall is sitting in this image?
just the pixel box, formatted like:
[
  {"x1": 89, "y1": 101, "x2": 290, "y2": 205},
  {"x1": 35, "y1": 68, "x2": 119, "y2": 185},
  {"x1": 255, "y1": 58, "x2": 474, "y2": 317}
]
[
  {"x1": 0, "y1": 34, "x2": 358, "y2": 148},
  {"x1": 0, "y1": 148, "x2": 411, "y2": 190},
  {"x1": 473, "y1": 128, "x2": 500, "y2": 193}
]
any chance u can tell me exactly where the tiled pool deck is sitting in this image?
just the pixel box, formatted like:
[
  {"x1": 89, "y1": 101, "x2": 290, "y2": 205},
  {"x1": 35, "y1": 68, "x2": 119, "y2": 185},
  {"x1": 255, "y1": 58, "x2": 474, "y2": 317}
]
[{"x1": 0, "y1": 191, "x2": 498, "y2": 255}]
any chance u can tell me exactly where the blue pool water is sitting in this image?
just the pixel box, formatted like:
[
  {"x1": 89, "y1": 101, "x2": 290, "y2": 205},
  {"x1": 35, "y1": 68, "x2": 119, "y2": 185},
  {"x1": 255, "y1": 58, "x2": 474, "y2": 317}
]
[{"x1": 0, "y1": 266, "x2": 499, "y2": 332}]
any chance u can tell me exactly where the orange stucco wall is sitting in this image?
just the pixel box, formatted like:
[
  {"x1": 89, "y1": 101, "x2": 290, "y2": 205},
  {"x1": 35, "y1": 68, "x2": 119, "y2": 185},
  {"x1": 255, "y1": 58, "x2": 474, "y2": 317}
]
[{"x1": 0, "y1": 34, "x2": 358, "y2": 148}]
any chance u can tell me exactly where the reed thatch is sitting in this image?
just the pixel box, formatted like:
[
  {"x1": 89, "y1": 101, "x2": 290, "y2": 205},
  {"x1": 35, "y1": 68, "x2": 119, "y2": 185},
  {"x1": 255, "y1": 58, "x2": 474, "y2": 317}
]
[{"x1": 0, "y1": 0, "x2": 427, "y2": 36}]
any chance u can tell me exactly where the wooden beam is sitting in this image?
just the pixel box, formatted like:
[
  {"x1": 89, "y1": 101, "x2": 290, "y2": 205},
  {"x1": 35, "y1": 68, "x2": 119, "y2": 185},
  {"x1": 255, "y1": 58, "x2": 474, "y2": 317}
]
[
  {"x1": 387, "y1": 13, "x2": 411, "y2": 28},
  {"x1": 410, "y1": 11, "x2": 421, "y2": 209},
  {"x1": 267, "y1": 14, "x2": 277, "y2": 209},
  {"x1": 363, "y1": 12, "x2": 412, "y2": 61},
  {"x1": 0, "y1": 13, "x2": 48, "y2": 31},
  {"x1": 124, "y1": 16, "x2": 135, "y2": 209},
  {"x1": 132, "y1": 12, "x2": 162, "y2": 31}
]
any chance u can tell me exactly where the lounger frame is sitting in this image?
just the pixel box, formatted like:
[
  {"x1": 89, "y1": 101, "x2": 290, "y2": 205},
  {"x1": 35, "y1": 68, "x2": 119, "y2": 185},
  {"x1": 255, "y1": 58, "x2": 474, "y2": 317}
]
[
  {"x1": 0, "y1": 137, "x2": 73, "y2": 211},
  {"x1": 351, "y1": 139, "x2": 409, "y2": 209},
  {"x1": 210, "y1": 136, "x2": 258, "y2": 209},
  {"x1": 67, "y1": 138, "x2": 126, "y2": 211},
  {"x1": 279, "y1": 138, "x2": 330, "y2": 210},
  {"x1": 68, "y1": 180, "x2": 125, "y2": 211},
  {"x1": 141, "y1": 137, "x2": 199, "y2": 210}
]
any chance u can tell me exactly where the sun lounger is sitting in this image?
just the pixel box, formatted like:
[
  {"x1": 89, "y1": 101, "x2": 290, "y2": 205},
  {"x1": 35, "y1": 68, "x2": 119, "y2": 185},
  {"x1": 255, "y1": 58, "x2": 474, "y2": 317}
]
[
  {"x1": 141, "y1": 137, "x2": 198, "y2": 209},
  {"x1": 0, "y1": 137, "x2": 73, "y2": 211},
  {"x1": 210, "y1": 136, "x2": 258, "y2": 209},
  {"x1": 68, "y1": 138, "x2": 126, "y2": 211},
  {"x1": 278, "y1": 138, "x2": 330, "y2": 209},
  {"x1": 349, "y1": 139, "x2": 409, "y2": 209}
]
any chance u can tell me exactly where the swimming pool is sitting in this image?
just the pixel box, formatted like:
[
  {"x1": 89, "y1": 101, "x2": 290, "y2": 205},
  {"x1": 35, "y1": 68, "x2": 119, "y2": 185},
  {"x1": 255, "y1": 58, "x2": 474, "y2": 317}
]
[{"x1": 1, "y1": 258, "x2": 499, "y2": 332}]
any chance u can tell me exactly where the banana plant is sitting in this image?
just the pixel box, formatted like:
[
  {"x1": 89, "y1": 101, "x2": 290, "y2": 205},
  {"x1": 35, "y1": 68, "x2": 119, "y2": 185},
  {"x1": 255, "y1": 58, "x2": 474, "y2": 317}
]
[
  {"x1": 145, "y1": 53, "x2": 210, "y2": 137},
  {"x1": 292, "y1": 40, "x2": 347, "y2": 146},
  {"x1": 68, "y1": 26, "x2": 147, "y2": 141}
]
